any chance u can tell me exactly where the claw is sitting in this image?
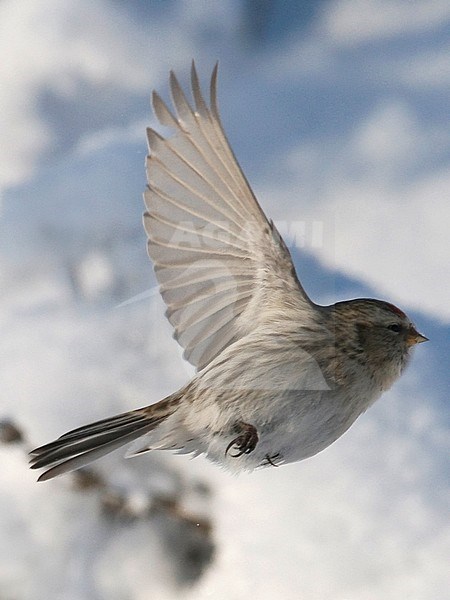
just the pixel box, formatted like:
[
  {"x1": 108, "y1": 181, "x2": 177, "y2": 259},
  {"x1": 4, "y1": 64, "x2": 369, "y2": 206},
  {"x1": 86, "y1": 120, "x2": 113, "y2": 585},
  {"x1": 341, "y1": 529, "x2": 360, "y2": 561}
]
[
  {"x1": 225, "y1": 422, "x2": 258, "y2": 458},
  {"x1": 264, "y1": 453, "x2": 281, "y2": 467}
]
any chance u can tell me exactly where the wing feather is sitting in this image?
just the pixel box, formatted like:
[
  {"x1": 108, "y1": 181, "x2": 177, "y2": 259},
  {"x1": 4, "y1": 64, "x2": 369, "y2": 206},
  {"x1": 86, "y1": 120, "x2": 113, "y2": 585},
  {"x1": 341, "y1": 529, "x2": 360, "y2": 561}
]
[{"x1": 144, "y1": 61, "x2": 315, "y2": 370}]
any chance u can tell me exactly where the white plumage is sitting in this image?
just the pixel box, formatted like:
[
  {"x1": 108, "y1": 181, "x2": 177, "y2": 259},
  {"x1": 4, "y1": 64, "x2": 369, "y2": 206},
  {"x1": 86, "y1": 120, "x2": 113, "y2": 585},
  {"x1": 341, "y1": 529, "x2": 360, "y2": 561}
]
[
  {"x1": 144, "y1": 63, "x2": 312, "y2": 370},
  {"x1": 30, "y1": 62, "x2": 426, "y2": 481}
]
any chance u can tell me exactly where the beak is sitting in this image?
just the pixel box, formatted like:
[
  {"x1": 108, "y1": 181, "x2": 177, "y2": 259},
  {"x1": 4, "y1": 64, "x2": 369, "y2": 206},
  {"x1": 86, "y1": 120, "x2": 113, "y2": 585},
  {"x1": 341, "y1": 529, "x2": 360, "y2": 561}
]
[{"x1": 407, "y1": 327, "x2": 429, "y2": 347}]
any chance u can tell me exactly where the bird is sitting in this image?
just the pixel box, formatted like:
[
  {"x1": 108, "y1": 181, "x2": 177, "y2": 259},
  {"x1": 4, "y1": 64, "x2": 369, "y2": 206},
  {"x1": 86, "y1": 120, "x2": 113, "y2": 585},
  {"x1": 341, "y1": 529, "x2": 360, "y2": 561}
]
[{"x1": 30, "y1": 62, "x2": 427, "y2": 481}]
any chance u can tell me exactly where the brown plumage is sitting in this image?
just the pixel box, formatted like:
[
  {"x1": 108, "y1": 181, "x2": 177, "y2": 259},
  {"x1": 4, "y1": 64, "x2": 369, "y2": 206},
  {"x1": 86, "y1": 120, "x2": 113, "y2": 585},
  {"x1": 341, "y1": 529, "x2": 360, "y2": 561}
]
[{"x1": 30, "y1": 63, "x2": 427, "y2": 481}]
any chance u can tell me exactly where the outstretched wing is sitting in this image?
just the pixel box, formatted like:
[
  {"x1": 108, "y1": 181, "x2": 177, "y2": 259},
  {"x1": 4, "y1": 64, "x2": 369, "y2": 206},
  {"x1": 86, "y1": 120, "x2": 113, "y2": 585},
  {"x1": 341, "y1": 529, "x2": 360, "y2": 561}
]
[{"x1": 144, "y1": 62, "x2": 315, "y2": 370}]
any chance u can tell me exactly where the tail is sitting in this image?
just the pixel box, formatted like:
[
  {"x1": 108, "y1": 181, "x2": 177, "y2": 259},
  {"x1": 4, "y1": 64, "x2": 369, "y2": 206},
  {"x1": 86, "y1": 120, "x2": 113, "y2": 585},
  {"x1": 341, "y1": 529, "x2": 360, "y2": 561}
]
[{"x1": 29, "y1": 396, "x2": 179, "y2": 482}]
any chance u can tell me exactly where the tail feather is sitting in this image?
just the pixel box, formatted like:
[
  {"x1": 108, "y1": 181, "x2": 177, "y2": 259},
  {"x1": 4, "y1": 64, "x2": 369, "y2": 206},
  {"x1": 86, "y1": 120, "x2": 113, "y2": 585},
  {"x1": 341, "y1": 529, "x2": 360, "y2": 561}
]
[
  {"x1": 29, "y1": 412, "x2": 151, "y2": 459},
  {"x1": 38, "y1": 410, "x2": 150, "y2": 448},
  {"x1": 33, "y1": 426, "x2": 157, "y2": 482},
  {"x1": 30, "y1": 399, "x2": 178, "y2": 481},
  {"x1": 30, "y1": 419, "x2": 158, "y2": 471}
]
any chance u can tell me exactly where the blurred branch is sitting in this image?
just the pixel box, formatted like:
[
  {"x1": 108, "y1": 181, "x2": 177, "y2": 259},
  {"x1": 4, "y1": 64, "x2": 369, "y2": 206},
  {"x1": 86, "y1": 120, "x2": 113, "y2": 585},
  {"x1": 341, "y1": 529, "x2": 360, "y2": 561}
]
[{"x1": 1, "y1": 417, "x2": 216, "y2": 588}]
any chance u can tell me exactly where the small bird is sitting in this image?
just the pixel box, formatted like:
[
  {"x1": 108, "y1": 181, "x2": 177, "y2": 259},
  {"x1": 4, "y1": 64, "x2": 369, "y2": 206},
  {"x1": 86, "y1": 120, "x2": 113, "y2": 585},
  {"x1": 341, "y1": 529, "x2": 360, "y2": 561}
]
[{"x1": 30, "y1": 62, "x2": 427, "y2": 481}]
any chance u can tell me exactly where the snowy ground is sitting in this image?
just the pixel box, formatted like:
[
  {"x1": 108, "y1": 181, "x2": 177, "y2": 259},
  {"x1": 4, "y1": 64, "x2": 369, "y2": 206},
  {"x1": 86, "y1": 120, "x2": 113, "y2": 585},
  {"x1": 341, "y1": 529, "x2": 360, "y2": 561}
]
[{"x1": 1, "y1": 1, "x2": 449, "y2": 599}]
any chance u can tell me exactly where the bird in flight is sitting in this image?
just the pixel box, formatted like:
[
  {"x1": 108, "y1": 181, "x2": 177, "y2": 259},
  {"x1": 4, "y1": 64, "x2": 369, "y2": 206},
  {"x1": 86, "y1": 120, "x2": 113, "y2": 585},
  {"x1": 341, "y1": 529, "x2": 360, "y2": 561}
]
[{"x1": 30, "y1": 62, "x2": 427, "y2": 481}]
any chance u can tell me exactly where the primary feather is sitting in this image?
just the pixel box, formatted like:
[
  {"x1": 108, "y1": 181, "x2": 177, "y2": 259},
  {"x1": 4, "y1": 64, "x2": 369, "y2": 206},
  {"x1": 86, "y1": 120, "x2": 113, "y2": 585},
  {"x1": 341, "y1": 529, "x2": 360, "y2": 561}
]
[
  {"x1": 30, "y1": 63, "x2": 426, "y2": 482},
  {"x1": 144, "y1": 61, "x2": 314, "y2": 370}
]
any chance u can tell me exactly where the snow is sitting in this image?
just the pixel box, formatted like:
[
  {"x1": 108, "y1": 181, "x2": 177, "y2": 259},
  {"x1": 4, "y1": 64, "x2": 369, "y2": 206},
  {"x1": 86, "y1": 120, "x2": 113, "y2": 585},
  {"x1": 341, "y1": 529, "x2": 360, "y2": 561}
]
[{"x1": 1, "y1": 1, "x2": 449, "y2": 598}]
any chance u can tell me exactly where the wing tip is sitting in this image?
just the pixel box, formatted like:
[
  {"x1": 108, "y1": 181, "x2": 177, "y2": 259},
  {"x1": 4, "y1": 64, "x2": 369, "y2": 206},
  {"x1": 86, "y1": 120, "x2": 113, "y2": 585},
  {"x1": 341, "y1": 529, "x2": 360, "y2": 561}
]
[
  {"x1": 210, "y1": 61, "x2": 220, "y2": 119},
  {"x1": 152, "y1": 90, "x2": 177, "y2": 128}
]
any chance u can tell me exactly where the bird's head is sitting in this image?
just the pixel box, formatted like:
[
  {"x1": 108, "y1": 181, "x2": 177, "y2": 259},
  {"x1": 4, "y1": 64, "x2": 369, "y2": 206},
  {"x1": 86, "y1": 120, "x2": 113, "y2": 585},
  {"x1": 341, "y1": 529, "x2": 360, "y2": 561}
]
[{"x1": 331, "y1": 298, "x2": 427, "y2": 390}]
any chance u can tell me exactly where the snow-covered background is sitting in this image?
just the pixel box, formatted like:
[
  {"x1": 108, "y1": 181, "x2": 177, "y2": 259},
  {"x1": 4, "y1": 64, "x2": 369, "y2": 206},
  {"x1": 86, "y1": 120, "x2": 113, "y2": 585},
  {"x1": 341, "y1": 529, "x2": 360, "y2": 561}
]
[{"x1": 1, "y1": 1, "x2": 449, "y2": 598}]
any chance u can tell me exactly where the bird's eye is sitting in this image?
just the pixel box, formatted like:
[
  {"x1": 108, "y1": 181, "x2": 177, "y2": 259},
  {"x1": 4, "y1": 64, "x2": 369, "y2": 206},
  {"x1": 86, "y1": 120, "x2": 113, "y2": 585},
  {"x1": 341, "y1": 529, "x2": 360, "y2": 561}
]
[{"x1": 388, "y1": 324, "x2": 401, "y2": 333}]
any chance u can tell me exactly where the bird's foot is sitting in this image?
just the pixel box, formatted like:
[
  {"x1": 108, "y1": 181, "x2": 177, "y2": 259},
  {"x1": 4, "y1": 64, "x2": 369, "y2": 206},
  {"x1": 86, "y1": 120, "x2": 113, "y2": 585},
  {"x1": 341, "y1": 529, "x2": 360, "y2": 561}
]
[
  {"x1": 264, "y1": 452, "x2": 281, "y2": 467},
  {"x1": 225, "y1": 422, "x2": 259, "y2": 458}
]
